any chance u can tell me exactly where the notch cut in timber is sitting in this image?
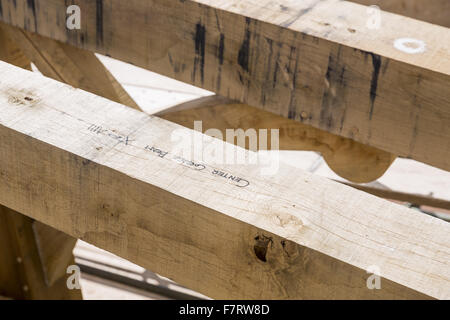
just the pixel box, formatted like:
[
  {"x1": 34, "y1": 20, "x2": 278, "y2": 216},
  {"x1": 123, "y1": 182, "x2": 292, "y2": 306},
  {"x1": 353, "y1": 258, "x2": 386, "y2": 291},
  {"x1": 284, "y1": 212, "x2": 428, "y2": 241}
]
[
  {"x1": 0, "y1": 61, "x2": 448, "y2": 299},
  {"x1": 0, "y1": 0, "x2": 448, "y2": 172}
]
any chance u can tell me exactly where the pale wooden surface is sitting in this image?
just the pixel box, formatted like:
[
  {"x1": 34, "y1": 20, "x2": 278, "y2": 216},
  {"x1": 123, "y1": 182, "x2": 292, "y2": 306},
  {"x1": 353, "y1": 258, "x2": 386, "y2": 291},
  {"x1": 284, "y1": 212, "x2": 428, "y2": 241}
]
[
  {"x1": 158, "y1": 96, "x2": 395, "y2": 183},
  {"x1": 0, "y1": 0, "x2": 448, "y2": 172},
  {"x1": 0, "y1": 61, "x2": 448, "y2": 299}
]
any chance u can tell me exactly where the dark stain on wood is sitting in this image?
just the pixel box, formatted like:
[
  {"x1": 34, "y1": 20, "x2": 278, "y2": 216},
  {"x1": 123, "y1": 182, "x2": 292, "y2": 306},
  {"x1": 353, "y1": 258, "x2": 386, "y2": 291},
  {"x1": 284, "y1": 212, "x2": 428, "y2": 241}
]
[
  {"x1": 272, "y1": 43, "x2": 282, "y2": 89},
  {"x1": 218, "y1": 33, "x2": 225, "y2": 65},
  {"x1": 193, "y1": 23, "x2": 206, "y2": 84},
  {"x1": 368, "y1": 53, "x2": 381, "y2": 120},
  {"x1": 26, "y1": 0, "x2": 36, "y2": 18},
  {"x1": 26, "y1": 0, "x2": 38, "y2": 31},
  {"x1": 6, "y1": 89, "x2": 39, "y2": 108},
  {"x1": 216, "y1": 33, "x2": 225, "y2": 90},
  {"x1": 280, "y1": 0, "x2": 320, "y2": 28},
  {"x1": 238, "y1": 17, "x2": 251, "y2": 73},
  {"x1": 288, "y1": 46, "x2": 299, "y2": 120}
]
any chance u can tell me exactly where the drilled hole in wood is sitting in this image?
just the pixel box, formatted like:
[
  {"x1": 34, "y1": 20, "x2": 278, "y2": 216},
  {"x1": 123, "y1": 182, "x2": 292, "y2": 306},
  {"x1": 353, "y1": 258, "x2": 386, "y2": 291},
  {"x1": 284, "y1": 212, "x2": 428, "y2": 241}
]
[{"x1": 253, "y1": 235, "x2": 272, "y2": 262}]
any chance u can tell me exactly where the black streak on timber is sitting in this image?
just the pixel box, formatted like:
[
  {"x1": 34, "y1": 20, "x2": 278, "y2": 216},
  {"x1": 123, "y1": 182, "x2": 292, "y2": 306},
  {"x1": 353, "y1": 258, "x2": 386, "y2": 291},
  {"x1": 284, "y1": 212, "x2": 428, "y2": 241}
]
[
  {"x1": 96, "y1": 0, "x2": 104, "y2": 47},
  {"x1": 280, "y1": 0, "x2": 320, "y2": 28},
  {"x1": 273, "y1": 52, "x2": 280, "y2": 89},
  {"x1": 216, "y1": 33, "x2": 225, "y2": 90},
  {"x1": 238, "y1": 17, "x2": 251, "y2": 73},
  {"x1": 368, "y1": 53, "x2": 381, "y2": 120},
  {"x1": 218, "y1": 33, "x2": 225, "y2": 65},
  {"x1": 193, "y1": 23, "x2": 206, "y2": 84},
  {"x1": 287, "y1": 46, "x2": 299, "y2": 120},
  {"x1": 281, "y1": 7, "x2": 312, "y2": 28},
  {"x1": 0, "y1": 1, "x2": 3, "y2": 18},
  {"x1": 26, "y1": 0, "x2": 37, "y2": 31}
]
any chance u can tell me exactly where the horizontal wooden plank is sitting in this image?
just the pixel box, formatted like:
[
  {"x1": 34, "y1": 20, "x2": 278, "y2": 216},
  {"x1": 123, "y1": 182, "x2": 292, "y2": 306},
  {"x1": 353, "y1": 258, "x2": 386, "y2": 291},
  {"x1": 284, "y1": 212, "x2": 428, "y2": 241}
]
[
  {"x1": 0, "y1": 0, "x2": 448, "y2": 172},
  {"x1": 0, "y1": 61, "x2": 448, "y2": 299}
]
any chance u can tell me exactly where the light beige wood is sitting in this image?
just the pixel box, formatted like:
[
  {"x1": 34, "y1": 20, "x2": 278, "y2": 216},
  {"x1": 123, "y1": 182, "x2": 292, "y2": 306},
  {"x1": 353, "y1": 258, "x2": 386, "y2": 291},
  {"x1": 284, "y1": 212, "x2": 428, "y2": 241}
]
[
  {"x1": 0, "y1": 23, "x2": 140, "y2": 110},
  {"x1": 0, "y1": 61, "x2": 448, "y2": 299},
  {"x1": 0, "y1": 0, "x2": 448, "y2": 172},
  {"x1": 351, "y1": 0, "x2": 450, "y2": 27},
  {"x1": 158, "y1": 96, "x2": 395, "y2": 183}
]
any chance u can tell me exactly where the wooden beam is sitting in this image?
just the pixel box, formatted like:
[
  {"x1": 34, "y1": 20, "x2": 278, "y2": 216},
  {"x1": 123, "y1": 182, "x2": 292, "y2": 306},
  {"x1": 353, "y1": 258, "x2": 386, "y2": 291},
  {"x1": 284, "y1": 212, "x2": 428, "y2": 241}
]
[
  {"x1": 0, "y1": 0, "x2": 448, "y2": 172},
  {"x1": 350, "y1": 0, "x2": 450, "y2": 27},
  {"x1": 158, "y1": 95, "x2": 395, "y2": 183},
  {"x1": 0, "y1": 61, "x2": 448, "y2": 299}
]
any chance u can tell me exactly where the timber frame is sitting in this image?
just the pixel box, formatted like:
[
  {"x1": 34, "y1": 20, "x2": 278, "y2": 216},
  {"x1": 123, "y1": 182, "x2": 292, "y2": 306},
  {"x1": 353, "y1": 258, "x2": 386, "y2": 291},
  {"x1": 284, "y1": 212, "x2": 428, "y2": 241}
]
[{"x1": 0, "y1": 0, "x2": 448, "y2": 300}]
